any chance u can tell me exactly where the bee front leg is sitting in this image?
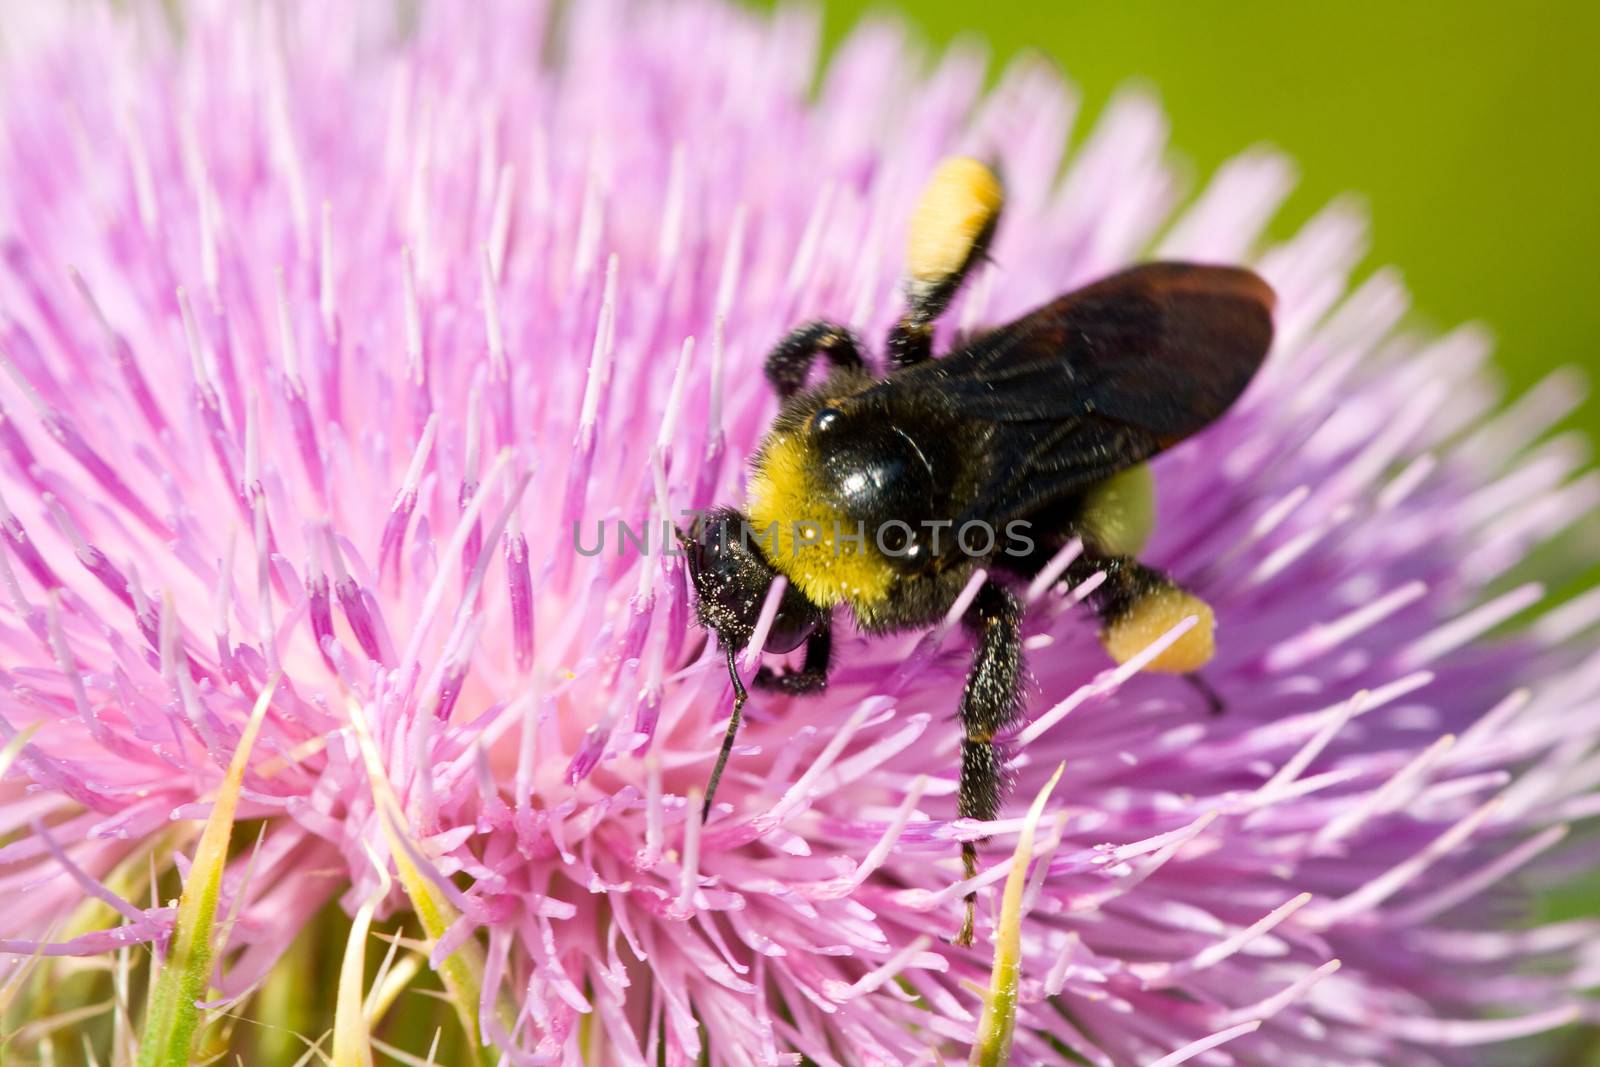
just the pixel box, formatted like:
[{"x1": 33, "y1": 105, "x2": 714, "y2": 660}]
[
  {"x1": 954, "y1": 581, "x2": 1025, "y2": 947},
  {"x1": 753, "y1": 624, "x2": 832, "y2": 695},
  {"x1": 763, "y1": 321, "x2": 866, "y2": 399}
]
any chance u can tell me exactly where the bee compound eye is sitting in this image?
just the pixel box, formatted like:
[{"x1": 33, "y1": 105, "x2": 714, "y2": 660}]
[{"x1": 810, "y1": 406, "x2": 843, "y2": 433}]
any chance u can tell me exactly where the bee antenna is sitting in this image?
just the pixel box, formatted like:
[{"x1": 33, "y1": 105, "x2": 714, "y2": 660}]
[{"x1": 702, "y1": 645, "x2": 748, "y2": 821}]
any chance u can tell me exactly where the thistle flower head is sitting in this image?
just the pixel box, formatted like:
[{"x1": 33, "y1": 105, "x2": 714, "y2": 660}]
[{"x1": 1, "y1": 1, "x2": 1597, "y2": 1063}]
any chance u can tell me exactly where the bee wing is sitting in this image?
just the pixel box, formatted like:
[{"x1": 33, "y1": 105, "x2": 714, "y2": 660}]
[{"x1": 927, "y1": 261, "x2": 1275, "y2": 529}]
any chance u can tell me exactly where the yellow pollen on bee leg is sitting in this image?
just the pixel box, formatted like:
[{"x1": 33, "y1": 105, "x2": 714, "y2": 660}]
[
  {"x1": 1103, "y1": 587, "x2": 1216, "y2": 673},
  {"x1": 905, "y1": 157, "x2": 1004, "y2": 291}
]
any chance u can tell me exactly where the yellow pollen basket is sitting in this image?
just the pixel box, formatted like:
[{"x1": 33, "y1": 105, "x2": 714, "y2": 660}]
[
  {"x1": 905, "y1": 157, "x2": 1004, "y2": 293},
  {"x1": 1080, "y1": 464, "x2": 1157, "y2": 557},
  {"x1": 746, "y1": 432, "x2": 897, "y2": 611},
  {"x1": 1102, "y1": 586, "x2": 1216, "y2": 674}
]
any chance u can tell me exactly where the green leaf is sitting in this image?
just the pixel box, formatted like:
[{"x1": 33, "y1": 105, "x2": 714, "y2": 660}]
[
  {"x1": 969, "y1": 762, "x2": 1064, "y2": 1067},
  {"x1": 0, "y1": 720, "x2": 40, "y2": 780},
  {"x1": 345, "y1": 696, "x2": 500, "y2": 1066},
  {"x1": 332, "y1": 842, "x2": 390, "y2": 1067},
  {"x1": 137, "y1": 673, "x2": 280, "y2": 1067}
]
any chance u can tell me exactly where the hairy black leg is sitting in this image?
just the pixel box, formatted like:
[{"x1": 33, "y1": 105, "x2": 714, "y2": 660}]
[
  {"x1": 1061, "y1": 553, "x2": 1167, "y2": 621},
  {"x1": 886, "y1": 320, "x2": 933, "y2": 368},
  {"x1": 955, "y1": 581, "x2": 1025, "y2": 946},
  {"x1": 763, "y1": 321, "x2": 865, "y2": 399},
  {"x1": 753, "y1": 623, "x2": 832, "y2": 695},
  {"x1": 702, "y1": 646, "x2": 749, "y2": 821}
]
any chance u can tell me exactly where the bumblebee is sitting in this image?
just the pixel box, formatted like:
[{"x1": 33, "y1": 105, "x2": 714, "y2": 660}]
[{"x1": 684, "y1": 157, "x2": 1274, "y2": 946}]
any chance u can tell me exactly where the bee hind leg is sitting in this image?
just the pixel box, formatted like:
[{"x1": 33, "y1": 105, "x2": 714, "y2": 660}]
[
  {"x1": 1185, "y1": 672, "x2": 1226, "y2": 715},
  {"x1": 954, "y1": 581, "x2": 1025, "y2": 947},
  {"x1": 1065, "y1": 554, "x2": 1222, "y2": 710},
  {"x1": 763, "y1": 321, "x2": 866, "y2": 399}
]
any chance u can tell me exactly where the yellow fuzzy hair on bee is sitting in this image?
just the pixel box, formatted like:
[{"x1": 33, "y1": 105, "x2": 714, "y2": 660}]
[{"x1": 745, "y1": 431, "x2": 898, "y2": 609}]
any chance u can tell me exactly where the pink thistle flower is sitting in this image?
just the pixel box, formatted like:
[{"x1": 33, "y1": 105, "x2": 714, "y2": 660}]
[{"x1": 0, "y1": 1, "x2": 1597, "y2": 1063}]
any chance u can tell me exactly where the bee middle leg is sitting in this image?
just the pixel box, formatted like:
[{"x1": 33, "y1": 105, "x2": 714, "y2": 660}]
[
  {"x1": 954, "y1": 581, "x2": 1025, "y2": 946},
  {"x1": 764, "y1": 321, "x2": 866, "y2": 399},
  {"x1": 753, "y1": 624, "x2": 832, "y2": 695}
]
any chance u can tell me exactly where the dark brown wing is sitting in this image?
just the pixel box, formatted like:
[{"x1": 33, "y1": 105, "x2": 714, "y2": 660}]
[{"x1": 882, "y1": 261, "x2": 1275, "y2": 530}]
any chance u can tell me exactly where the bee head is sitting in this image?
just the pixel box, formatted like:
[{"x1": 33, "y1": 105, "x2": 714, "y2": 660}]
[{"x1": 682, "y1": 506, "x2": 826, "y2": 654}]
